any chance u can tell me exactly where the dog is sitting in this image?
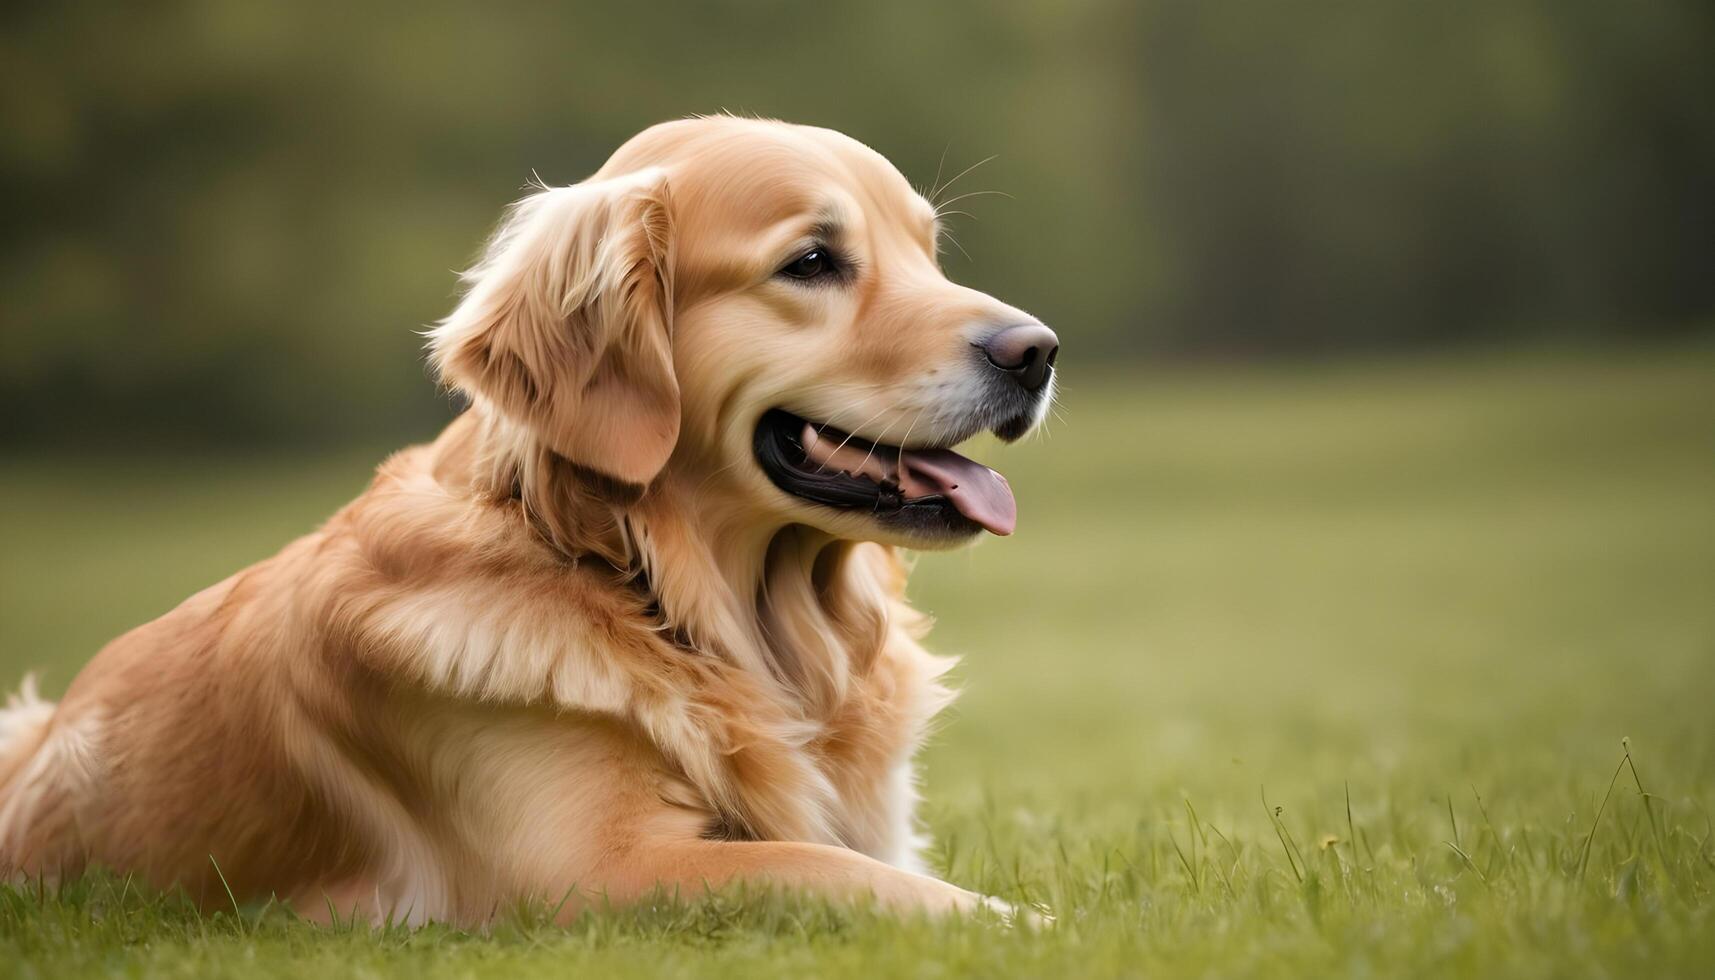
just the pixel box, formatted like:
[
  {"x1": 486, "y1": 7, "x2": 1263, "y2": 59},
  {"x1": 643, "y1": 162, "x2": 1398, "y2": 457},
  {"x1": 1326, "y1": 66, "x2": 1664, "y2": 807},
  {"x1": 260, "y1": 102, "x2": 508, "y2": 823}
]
[{"x1": 0, "y1": 116, "x2": 1059, "y2": 925}]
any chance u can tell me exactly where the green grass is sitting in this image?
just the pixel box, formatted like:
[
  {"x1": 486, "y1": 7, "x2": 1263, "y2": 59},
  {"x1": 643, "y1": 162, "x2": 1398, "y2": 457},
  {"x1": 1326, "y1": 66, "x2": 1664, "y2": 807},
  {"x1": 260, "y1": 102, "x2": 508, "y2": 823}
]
[{"x1": 3, "y1": 346, "x2": 1713, "y2": 978}]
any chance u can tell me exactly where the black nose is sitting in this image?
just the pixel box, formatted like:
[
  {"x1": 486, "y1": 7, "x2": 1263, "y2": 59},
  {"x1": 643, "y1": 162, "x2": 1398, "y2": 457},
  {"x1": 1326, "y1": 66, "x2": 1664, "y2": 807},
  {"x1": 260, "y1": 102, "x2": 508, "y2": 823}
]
[{"x1": 980, "y1": 323, "x2": 1060, "y2": 392}]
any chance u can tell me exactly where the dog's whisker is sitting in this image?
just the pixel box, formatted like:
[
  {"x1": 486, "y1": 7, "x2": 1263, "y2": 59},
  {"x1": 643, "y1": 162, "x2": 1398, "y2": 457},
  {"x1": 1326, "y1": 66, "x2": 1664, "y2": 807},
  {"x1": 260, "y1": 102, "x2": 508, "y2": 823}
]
[
  {"x1": 929, "y1": 154, "x2": 997, "y2": 208},
  {"x1": 814, "y1": 406, "x2": 892, "y2": 474},
  {"x1": 853, "y1": 416, "x2": 900, "y2": 478},
  {"x1": 892, "y1": 408, "x2": 925, "y2": 484},
  {"x1": 922, "y1": 142, "x2": 953, "y2": 204},
  {"x1": 935, "y1": 188, "x2": 1013, "y2": 212},
  {"x1": 940, "y1": 228, "x2": 974, "y2": 264},
  {"x1": 813, "y1": 402, "x2": 886, "y2": 441}
]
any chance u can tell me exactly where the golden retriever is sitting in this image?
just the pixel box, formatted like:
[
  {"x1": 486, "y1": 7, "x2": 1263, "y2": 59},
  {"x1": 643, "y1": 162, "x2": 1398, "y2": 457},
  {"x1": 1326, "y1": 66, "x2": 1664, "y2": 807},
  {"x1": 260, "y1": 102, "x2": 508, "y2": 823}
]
[{"x1": 0, "y1": 116, "x2": 1059, "y2": 924}]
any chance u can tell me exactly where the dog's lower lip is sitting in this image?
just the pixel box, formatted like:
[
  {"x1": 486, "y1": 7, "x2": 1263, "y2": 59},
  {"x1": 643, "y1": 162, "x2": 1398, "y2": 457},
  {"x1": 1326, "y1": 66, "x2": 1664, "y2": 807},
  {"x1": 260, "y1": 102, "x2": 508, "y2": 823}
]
[{"x1": 992, "y1": 414, "x2": 1033, "y2": 443}]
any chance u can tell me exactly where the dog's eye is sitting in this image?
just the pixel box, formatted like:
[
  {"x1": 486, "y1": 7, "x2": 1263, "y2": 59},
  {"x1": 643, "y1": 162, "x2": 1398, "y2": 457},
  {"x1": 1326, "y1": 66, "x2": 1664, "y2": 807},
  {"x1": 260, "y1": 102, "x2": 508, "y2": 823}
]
[{"x1": 778, "y1": 248, "x2": 833, "y2": 281}]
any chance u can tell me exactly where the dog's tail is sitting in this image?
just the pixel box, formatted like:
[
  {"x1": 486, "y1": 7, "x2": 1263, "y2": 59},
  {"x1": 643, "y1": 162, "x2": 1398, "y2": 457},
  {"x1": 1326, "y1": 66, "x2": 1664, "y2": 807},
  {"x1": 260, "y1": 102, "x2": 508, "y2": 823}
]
[{"x1": 0, "y1": 675, "x2": 56, "y2": 795}]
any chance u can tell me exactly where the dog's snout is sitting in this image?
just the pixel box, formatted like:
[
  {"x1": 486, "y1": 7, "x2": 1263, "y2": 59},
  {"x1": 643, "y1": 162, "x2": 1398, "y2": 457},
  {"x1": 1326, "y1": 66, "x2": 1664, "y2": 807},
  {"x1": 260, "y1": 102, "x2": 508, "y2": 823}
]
[{"x1": 980, "y1": 323, "x2": 1059, "y2": 392}]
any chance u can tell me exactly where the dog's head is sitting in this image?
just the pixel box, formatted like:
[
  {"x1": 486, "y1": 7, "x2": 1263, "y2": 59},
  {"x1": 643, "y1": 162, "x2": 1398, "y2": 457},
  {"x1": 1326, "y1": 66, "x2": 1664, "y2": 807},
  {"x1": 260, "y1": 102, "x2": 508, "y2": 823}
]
[{"x1": 431, "y1": 117, "x2": 1056, "y2": 549}]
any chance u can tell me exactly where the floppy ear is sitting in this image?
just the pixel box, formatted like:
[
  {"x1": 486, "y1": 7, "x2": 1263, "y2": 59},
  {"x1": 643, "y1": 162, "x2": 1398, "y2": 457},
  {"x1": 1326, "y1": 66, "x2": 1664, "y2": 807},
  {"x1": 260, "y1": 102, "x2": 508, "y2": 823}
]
[{"x1": 430, "y1": 169, "x2": 677, "y2": 494}]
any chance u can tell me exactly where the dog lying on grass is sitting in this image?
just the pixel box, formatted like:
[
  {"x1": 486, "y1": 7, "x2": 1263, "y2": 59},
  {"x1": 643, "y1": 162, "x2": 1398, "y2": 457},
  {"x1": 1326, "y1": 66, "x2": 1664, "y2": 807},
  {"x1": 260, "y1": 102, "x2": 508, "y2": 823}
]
[{"x1": 0, "y1": 116, "x2": 1058, "y2": 925}]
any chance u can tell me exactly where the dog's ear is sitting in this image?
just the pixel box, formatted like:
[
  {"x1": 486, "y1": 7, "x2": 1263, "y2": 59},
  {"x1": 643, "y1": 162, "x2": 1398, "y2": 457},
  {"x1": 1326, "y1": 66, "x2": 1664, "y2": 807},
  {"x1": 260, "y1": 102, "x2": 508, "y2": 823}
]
[{"x1": 430, "y1": 169, "x2": 677, "y2": 494}]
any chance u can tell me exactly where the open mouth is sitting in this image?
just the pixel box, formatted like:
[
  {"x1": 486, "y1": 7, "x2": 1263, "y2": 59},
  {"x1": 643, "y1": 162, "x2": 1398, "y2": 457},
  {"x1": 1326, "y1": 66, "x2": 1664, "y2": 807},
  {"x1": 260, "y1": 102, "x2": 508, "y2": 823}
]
[{"x1": 753, "y1": 410, "x2": 1018, "y2": 538}]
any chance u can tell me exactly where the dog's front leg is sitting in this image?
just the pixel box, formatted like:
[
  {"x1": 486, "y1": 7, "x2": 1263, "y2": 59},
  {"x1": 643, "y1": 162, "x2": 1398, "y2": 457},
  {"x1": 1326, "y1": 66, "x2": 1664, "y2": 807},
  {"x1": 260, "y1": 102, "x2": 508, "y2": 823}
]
[{"x1": 591, "y1": 838, "x2": 1010, "y2": 920}]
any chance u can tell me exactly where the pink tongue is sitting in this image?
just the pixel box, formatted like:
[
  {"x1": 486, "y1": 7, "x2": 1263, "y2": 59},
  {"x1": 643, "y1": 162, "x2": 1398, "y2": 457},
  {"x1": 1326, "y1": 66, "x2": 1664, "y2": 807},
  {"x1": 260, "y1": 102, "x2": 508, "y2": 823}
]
[
  {"x1": 797, "y1": 422, "x2": 1016, "y2": 535},
  {"x1": 899, "y1": 448, "x2": 1017, "y2": 536}
]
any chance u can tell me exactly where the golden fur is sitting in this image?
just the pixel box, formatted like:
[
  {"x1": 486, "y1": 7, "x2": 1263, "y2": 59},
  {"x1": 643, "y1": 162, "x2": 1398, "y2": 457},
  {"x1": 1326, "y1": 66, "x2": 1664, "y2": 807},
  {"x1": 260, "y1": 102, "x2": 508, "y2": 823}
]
[{"x1": 0, "y1": 117, "x2": 1050, "y2": 923}]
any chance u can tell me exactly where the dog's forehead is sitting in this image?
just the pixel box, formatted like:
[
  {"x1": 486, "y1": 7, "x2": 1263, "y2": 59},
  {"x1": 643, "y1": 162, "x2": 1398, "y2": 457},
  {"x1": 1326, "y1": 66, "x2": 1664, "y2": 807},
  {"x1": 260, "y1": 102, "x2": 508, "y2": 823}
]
[{"x1": 607, "y1": 118, "x2": 933, "y2": 232}]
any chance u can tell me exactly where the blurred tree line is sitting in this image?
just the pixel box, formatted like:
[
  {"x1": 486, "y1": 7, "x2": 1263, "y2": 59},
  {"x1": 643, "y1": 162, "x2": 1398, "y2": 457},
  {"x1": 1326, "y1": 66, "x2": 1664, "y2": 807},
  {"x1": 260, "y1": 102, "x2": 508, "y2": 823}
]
[{"x1": 3, "y1": 0, "x2": 1711, "y2": 447}]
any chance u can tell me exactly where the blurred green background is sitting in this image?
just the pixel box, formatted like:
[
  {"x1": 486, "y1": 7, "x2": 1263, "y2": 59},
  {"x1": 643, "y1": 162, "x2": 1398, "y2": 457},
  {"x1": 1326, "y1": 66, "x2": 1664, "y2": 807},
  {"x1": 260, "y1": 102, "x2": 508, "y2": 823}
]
[{"x1": 3, "y1": 0, "x2": 1712, "y2": 447}]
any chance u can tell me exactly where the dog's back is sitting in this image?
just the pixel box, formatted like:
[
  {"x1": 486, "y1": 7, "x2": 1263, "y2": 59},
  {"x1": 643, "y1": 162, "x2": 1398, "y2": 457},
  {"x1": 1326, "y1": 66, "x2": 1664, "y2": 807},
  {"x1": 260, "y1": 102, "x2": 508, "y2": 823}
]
[{"x1": 0, "y1": 558, "x2": 360, "y2": 904}]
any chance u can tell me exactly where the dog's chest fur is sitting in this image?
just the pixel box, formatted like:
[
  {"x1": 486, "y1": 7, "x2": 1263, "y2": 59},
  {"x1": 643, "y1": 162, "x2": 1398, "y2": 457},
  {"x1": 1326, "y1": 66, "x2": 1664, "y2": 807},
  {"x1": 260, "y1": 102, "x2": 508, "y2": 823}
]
[{"x1": 323, "y1": 446, "x2": 957, "y2": 872}]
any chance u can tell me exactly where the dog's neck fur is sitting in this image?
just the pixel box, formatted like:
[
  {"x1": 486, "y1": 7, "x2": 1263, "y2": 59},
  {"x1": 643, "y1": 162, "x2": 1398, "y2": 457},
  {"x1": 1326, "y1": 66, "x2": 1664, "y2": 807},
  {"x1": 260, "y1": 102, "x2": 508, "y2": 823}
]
[{"x1": 431, "y1": 406, "x2": 896, "y2": 718}]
